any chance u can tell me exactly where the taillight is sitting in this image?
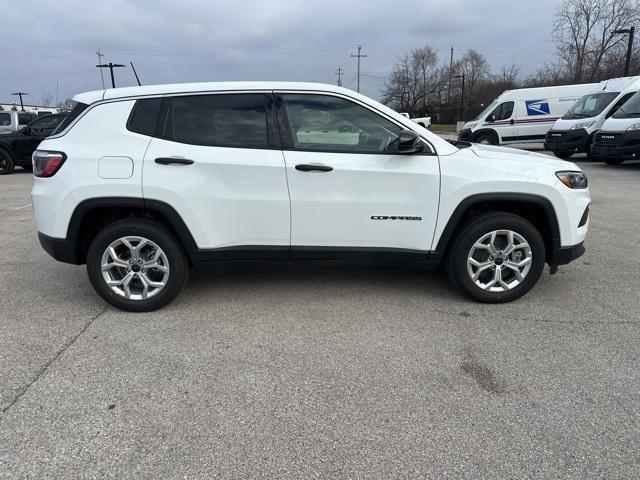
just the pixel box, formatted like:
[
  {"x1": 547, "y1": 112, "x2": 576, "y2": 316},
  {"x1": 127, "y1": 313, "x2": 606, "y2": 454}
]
[{"x1": 33, "y1": 150, "x2": 66, "y2": 177}]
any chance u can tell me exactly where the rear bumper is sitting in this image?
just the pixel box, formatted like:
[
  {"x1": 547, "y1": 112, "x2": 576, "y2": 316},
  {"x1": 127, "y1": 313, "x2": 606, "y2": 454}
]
[
  {"x1": 38, "y1": 232, "x2": 81, "y2": 264},
  {"x1": 544, "y1": 129, "x2": 590, "y2": 153}
]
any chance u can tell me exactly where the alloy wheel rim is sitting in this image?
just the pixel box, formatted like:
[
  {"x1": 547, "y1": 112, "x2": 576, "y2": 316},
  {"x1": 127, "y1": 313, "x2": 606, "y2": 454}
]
[
  {"x1": 466, "y1": 229, "x2": 532, "y2": 292},
  {"x1": 100, "y1": 236, "x2": 170, "y2": 300}
]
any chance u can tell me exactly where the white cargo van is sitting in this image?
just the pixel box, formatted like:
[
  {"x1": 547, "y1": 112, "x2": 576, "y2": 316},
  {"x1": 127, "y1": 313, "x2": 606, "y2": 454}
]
[
  {"x1": 544, "y1": 76, "x2": 640, "y2": 159},
  {"x1": 590, "y1": 88, "x2": 640, "y2": 164},
  {"x1": 458, "y1": 83, "x2": 599, "y2": 146}
]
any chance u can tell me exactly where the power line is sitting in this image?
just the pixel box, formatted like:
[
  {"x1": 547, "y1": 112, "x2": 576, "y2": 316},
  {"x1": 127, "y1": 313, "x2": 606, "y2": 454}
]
[
  {"x1": 11, "y1": 91, "x2": 28, "y2": 111},
  {"x1": 351, "y1": 44, "x2": 367, "y2": 93}
]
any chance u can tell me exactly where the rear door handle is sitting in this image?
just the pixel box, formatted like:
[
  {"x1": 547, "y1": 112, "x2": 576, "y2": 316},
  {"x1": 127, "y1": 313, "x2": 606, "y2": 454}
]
[
  {"x1": 295, "y1": 164, "x2": 333, "y2": 172},
  {"x1": 155, "y1": 157, "x2": 195, "y2": 165}
]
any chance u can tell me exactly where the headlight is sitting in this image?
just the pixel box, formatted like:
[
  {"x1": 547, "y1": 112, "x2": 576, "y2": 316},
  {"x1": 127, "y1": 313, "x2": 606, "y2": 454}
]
[
  {"x1": 626, "y1": 123, "x2": 640, "y2": 131},
  {"x1": 556, "y1": 171, "x2": 588, "y2": 189},
  {"x1": 570, "y1": 121, "x2": 596, "y2": 130}
]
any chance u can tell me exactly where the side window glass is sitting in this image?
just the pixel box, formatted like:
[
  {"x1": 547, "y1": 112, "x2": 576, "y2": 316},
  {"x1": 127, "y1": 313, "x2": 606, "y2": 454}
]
[
  {"x1": 278, "y1": 94, "x2": 404, "y2": 153},
  {"x1": 127, "y1": 98, "x2": 162, "y2": 136},
  {"x1": 160, "y1": 94, "x2": 269, "y2": 149},
  {"x1": 607, "y1": 92, "x2": 635, "y2": 118},
  {"x1": 488, "y1": 102, "x2": 514, "y2": 121}
]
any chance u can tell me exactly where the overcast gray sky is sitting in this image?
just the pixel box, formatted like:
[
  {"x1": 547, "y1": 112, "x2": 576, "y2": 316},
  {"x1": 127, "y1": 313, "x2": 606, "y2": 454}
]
[{"x1": 0, "y1": 0, "x2": 562, "y2": 105}]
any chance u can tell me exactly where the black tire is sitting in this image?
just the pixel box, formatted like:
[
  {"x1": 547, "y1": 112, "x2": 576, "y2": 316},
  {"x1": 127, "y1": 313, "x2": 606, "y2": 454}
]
[
  {"x1": 86, "y1": 219, "x2": 189, "y2": 312},
  {"x1": 602, "y1": 157, "x2": 625, "y2": 165},
  {"x1": 475, "y1": 133, "x2": 497, "y2": 145},
  {"x1": 554, "y1": 151, "x2": 573, "y2": 160},
  {"x1": 445, "y1": 212, "x2": 546, "y2": 303},
  {"x1": 0, "y1": 149, "x2": 15, "y2": 175}
]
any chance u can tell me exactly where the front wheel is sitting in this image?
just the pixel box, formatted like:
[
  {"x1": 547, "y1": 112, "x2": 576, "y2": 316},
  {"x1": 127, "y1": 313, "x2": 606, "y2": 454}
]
[
  {"x1": 446, "y1": 212, "x2": 546, "y2": 303},
  {"x1": 602, "y1": 157, "x2": 625, "y2": 165},
  {"x1": 0, "y1": 149, "x2": 15, "y2": 175},
  {"x1": 86, "y1": 219, "x2": 189, "y2": 312},
  {"x1": 475, "y1": 133, "x2": 497, "y2": 145},
  {"x1": 554, "y1": 151, "x2": 573, "y2": 160}
]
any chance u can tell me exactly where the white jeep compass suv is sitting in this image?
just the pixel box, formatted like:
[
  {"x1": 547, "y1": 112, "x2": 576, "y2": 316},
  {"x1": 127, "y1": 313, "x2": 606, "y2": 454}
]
[{"x1": 31, "y1": 82, "x2": 590, "y2": 311}]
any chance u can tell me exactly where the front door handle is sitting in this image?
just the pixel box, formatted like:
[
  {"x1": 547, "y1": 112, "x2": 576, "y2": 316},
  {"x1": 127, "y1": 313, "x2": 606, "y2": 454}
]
[
  {"x1": 295, "y1": 164, "x2": 333, "y2": 172},
  {"x1": 155, "y1": 157, "x2": 195, "y2": 165}
]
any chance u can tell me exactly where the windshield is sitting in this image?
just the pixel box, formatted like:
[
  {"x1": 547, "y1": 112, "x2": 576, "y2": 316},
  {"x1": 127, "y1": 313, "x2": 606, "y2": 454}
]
[
  {"x1": 474, "y1": 101, "x2": 498, "y2": 121},
  {"x1": 563, "y1": 92, "x2": 620, "y2": 119},
  {"x1": 613, "y1": 91, "x2": 640, "y2": 118}
]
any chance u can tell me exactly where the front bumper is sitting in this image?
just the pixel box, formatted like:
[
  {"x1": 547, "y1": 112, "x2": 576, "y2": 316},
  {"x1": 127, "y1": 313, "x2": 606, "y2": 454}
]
[
  {"x1": 458, "y1": 128, "x2": 473, "y2": 141},
  {"x1": 591, "y1": 130, "x2": 640, "y2": 158},
  {"x1": 544, "y1": 129, "x2": 590, "y2": 153},
  {"x1": 553, "y1": 242, "x2": 585, "y2": 266}
]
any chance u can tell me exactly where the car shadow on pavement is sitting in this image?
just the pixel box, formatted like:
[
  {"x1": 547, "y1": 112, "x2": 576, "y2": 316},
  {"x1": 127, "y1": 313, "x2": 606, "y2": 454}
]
[{"x1": 183, "y1": 262, "x2": 460, "y2": 303}]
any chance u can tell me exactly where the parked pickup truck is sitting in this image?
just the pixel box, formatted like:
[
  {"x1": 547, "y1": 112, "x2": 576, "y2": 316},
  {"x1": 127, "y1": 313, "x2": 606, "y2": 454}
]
[{"x1": 0, "y1": 113, "x2": 67, "y2": 174}]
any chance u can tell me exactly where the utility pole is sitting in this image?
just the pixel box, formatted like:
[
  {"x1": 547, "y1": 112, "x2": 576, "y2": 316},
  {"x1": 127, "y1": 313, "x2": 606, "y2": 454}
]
[
  {"x1": 447, "y1": 47, "x2": 453, "y2": 121},
  {"x1": 11, "y1": 92, "x2": 28, "y2": 111},
  {"x1": 454, "y1": 73, "x2": 465, "y2": 121},
  {"x1": 613, "y1": 27, "x2": 635, "y2": 76},
  {"x1": 96, "y1": 62, "x2": 126, "y2": 88},
  {"x1": 351, "y1": 44, "x2": 367, "y2": 93},
  {"x1": 335, "y1": 67, "x2": 343, "y2": 86},
  {"x1": 96, "y1": 49, "x2": 105, "y2": 89}
]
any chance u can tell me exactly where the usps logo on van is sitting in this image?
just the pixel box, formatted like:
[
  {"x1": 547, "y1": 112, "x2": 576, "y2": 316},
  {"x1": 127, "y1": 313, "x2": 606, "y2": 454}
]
[{"x1": 525, "y1": 100, "x2": 550, "y2": 116}]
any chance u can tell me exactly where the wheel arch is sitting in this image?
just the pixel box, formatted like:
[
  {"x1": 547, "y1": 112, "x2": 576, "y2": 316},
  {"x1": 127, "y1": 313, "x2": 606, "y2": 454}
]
[
  {"x1": 431, "y1": 193, "x2": 561, "y2": 266},
  {"x1": 66, "y1": 197, "x2": 198, "y2": 265}
]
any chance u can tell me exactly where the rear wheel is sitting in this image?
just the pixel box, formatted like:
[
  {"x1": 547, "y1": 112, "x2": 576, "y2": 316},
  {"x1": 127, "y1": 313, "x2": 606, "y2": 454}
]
[
  {"x1": 446, "y1": 212, "x2": 545, "y2": 303},
  {"x1": 86, "y1": 219, "x2": 189, "y2": 312},
  {"x1": 0, "y1": 149, "x2": 15, "y2": 175}
]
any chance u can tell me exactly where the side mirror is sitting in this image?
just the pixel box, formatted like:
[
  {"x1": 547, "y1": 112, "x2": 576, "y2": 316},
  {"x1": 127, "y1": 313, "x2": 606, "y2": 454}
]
[
  {"x1": 397, "y1": 129, "x2": 424, "y2": 153},
  {"x1": 487, "y1": 114, "x2": 496, "y2": 123},
  {"x1": 20, "y1": 126, "x2": 31, "y2": 135}
]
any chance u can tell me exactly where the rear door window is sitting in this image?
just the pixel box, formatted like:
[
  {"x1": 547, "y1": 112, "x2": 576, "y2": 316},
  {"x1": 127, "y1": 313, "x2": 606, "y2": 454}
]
[
  {"x1": 0, "y1": 113, "x2": 10, "y2": 126},
  {"x1": 159, "y1": 94, "x2": 269, "y2": 149}
]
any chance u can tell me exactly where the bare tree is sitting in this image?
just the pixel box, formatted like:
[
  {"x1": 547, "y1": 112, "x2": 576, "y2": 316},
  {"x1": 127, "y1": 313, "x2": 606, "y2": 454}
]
[
  {"x1": 40, "y1": 91, "x2": 53, "y2": 107},
  {"x1": 381, "y1": 46, "x2": 439, "y2": 117},
  {"x1": 553, "y1": 0, "x2": 640, "y2": 81}
]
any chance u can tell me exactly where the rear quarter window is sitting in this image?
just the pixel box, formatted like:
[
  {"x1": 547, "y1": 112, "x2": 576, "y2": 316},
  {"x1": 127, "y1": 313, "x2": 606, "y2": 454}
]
[
  {"x1": 127, "y1": 98, "x2": 162, "y2": 136},
  {"x1": 51, "y1": 102, "x2": 89, "y2": 135},
  {"x1": 0, "y1": 113, "x2": 10, "y2": 126}
]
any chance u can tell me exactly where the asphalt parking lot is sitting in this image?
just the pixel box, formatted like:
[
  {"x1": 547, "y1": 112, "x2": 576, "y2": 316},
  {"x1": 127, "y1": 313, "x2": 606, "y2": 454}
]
[{"x1": 1, "y1": 154, "x2": 639, "y2": 479}]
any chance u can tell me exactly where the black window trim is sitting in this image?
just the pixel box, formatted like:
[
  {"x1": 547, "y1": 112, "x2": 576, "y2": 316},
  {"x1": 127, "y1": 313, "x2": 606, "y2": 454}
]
[
  {"x1": 43, "y1": 88, "x2": 438, "y2": 155},
  {"x1": 273, "y1": 90, "x2": 437, "y2": 156}
]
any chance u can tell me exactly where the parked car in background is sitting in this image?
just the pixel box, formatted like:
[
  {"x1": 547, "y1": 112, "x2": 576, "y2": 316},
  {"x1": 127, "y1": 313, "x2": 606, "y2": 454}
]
[
  {"x1": 0, "y1": 113, "x2": 68, "y2": 174},
  {"x1": 544, "y1": 76, "x2": 640, "y2": 159},
  {"x1": 31, "y1": 82, "x2": 589, "y2": 311},
  {"x1": 0, "y1": 110, "x2": 38, "y2": 134},
  {"x1": 458, "y1": 83, "x2": 599, "y2": 146},
  {"x1": 591, "y1": 88, "x2": 640, "y2": 164},
  {"x1": 411, "y1": 116, "x2": 431, "y2": 128}
]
